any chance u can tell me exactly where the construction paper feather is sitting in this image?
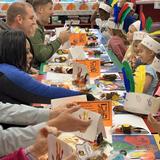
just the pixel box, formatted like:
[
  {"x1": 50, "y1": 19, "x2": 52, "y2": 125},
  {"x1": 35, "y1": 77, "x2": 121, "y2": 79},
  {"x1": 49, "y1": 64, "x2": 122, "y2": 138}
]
[
  {"x1": 140, "y1": 6, "x2": 146, "y2": 30},
  {"x1": 120, "y1": 7, "x2": 131, "y2": 24},
  {"x1": 145, "y1": 17, "x2": 153, "y2": 32},
  {"x1": 106, "y1": 0, "x2": 113, "y2": 6},
  {"x1": 122, "y1": 67, "x2": 130, "y2": 92},
  {"x1": 118, "y1": 3, "x2": 129, "y2": 22},
  {"x1": 111, "y1": 0, "x2": 118, "y2": 7},
  {"x1": 134, "y1": 65, "x2": 146, "y2": 93},
  {"x1": 150, "y1": 30, "x2": 160, "y2": 36},
  {"x1": 113, "y1": 4, "x2": 120, "y2": 24},
  {"x1": 122, "y1": 61, "x2": 135, "y2": 92}
]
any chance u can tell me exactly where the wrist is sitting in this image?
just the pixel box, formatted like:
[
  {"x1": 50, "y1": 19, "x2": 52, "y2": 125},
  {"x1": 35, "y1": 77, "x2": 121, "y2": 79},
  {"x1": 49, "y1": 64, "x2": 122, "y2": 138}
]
[
  {"x1": 26, "y1": 145, "x2": 40, "y2": 159},
  {"x1": 57, "y1": 37, "x2": 63, "y2": 45}
]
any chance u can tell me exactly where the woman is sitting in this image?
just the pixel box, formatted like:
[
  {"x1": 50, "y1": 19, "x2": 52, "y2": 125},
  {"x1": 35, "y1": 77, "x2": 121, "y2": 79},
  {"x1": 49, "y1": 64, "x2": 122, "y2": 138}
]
[
  {"x1": 0, "y1": 30, "x2": 81, "y2": 105},
  {"x1": 1, "y1": 126, "x2": 76, "y2": 160}
]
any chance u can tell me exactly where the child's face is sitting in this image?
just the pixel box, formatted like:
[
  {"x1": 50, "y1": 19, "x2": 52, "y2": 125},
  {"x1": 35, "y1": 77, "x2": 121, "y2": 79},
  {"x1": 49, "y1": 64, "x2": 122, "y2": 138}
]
[
  {"x1": 127, "y1": 25, "x2": 137, "y2": 43},
  {"x1": 26, "y1": 39, "x2": 33, "y2": 66},
  {"x1": 99, "y1": 9, "x2": 110, "y2": 21},
  {"x1": 132, "y1": 40, "x2": 141, "y2": 54},
  {"x1": 138, "y1": 44, "x2": 155, "y2": 64}
]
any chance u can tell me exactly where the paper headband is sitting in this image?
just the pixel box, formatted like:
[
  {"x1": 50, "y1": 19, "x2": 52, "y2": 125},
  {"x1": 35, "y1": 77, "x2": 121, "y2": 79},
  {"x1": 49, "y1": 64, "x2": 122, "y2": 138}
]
[
  {"x1": 131, "y1": 20, "x2": 141, "y2": 31},
  {"x1": 141, "y1": 35, "x2": 160, "y2": 54},
  {"x1": 99, "y1": 2, "x2": 111, "y2": 13},
  {"x1": 151, "y1": 56, "x2": 160, "y2": 72},
  {"x1": 133, "y1": 31, "x2": 147, "y2": 41}
]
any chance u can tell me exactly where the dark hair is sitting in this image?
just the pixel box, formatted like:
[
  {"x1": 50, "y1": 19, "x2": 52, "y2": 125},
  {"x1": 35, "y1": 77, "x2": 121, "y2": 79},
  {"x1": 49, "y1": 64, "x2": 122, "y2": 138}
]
[
  {"x1": 7, "y1": 2, "x2": 33, "y2": 25},
  {"x1": 32, "y1": 0, "x2": 53, "y2": 11},
  {"x1": 26, "y1": 37, "x2": 34, "y2": 72},
  {"x1": 0, "y1": 30, "x2": 29, "y2": 71}
]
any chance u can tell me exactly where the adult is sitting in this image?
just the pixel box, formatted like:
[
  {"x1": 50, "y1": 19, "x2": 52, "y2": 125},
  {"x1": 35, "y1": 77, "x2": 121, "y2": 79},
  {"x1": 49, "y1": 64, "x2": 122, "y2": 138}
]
[{"x1": 30, "y1": 0, "x2": 70, "y2": 66}]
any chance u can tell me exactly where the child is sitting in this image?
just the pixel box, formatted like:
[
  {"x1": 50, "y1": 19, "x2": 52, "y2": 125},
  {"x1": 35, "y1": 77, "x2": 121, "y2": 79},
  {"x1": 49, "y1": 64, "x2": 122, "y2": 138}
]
[
  {"x1": 107, "y1": 18, "x2": 128, "y2": 61},
  {"x1": 91, "y1": 2, "x2": 111, "y2": 30},
  {"x1": 123, "y1": 20, "x2": 141, "y2": 61},
  {"x1": 148, "y1": 113, "x2": 160, "y2": 134},
  {"x1": 135, "y1": 35, "x2": 160, "y2": 95},
  {"x1": 129, "y1": 31, "x2": 148, "y2": 70}
]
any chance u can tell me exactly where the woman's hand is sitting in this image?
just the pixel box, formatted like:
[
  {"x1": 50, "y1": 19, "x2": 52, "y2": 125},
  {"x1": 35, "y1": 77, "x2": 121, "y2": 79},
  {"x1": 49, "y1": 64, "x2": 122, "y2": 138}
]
[{"x1": 27, "y1": 126, "x2": 59, "y2": 158}]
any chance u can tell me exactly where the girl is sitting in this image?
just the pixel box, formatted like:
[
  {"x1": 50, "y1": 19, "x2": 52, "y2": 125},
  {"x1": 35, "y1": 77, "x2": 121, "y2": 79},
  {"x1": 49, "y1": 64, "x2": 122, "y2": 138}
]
[
  {"x1": 107, "y1": 18, "x2": 128, "y2": 61},
  {"x1": 123, "y1": 20, "x2": 141, "y2": 61},
  {"x1": 135, "y1": 35, "x2": 160, "y2": 95},
  {"x1": 129, "y1": 31, "x2": 147, "y2": 70}
]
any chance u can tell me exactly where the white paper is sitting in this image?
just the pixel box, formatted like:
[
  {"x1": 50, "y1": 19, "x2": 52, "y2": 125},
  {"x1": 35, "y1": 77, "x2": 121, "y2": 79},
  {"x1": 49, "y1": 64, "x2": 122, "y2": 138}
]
[
  {"x1": 69, "y1": 46, "x2": 87, "y2": 60},
  {"x1": 46, "y1": 72, "x2": 72, "y2": 83},
  {"x1": 51, "y1": 95, "x2": 87, "y2": 107},
  {"x1": 72, "y1": 108, "x2": 102, "y2": 142},
  {"x1": 113, "y1": 114, "x2": 150, "y2": 134},
  {"x1": 124, "y1": 92, "x2": 159, "y2": 115},
  {"x1": 48, "y1": 134, "x2": 73, "y2": 160}
]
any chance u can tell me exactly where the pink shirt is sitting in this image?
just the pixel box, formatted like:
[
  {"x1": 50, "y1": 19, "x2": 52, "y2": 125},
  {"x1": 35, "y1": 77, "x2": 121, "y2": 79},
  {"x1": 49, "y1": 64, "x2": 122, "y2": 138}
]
[
  {"x1": 108, "y1": 36, "x2": 127, "y2": 62},
  {"x1": 0, "y1": 148, "x2": 28, "y2": 160}
]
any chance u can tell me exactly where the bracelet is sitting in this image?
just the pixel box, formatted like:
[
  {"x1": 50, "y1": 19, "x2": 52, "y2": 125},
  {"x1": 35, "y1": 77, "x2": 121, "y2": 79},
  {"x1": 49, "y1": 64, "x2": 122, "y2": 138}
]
[{"x1": 25, "y1": 148, "x2": 37, "y2": 160}]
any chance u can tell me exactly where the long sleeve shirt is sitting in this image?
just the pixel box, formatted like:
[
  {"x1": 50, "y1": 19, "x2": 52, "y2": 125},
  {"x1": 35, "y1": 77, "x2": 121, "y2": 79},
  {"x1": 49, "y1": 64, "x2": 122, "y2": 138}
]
[
  {"x1": 1, "y1": 148, "x2": 28, "y2": 160},
  {"x1": 0, "y1": 64, "x2": 81, "y2": 105},
  {"x1": 0, "y1": 102, "x2": 49, "y2": 125},
  {"x1": 30, "y1": 24, "x2": 61, "y2": 66},
  {"x1": 0, "y1": 122, "x2": 46, "y2": 157}
]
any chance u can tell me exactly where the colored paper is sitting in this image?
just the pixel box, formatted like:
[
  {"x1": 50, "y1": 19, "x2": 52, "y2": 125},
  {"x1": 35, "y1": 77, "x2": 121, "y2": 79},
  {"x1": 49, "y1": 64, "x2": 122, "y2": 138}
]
[
  {"x1": 77, "y1": 101, "x2": 112, "y2": 126},
  {"x1": 76, "y1": 59, "x2": 101, "y2": 77},
  {"x1": 69, "y1": 33, "x2": 87, "y2": 46},
  {"x1": 112, "y1": 135, "x2": 160, "y2": 159}
]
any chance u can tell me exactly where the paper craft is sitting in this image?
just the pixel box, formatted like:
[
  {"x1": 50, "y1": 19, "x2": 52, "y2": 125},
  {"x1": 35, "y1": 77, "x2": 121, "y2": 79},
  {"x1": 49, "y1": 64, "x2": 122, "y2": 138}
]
[
  {"x1": 48, "y1": 134, "x2": 73, "y2": 160},
  {"x1": 69, "y1": 46, "x2": 87, "y2": 60},
  {"x1": 46, "y1": 72, "x2": 72, "y2": 83},
  {"x1": 76, "y1": 142, "x2": 93, "y2": 160},
  {"x1": 124, "y1": 92, "x2": 160, "y2": 115},
  {"x1": 70, "y1": 33, "x2": 87, "y2": 46},
  {"x1": 76, "y1": 59, "x2": 101, "y2": 78},
  {"x1": 95, "y1": 79, "x2": 125, "y2": 91},
  {"x1": 72, "y1": 108, "x2": 106, "y2": 142},
  {"x1": 112, "y1": 135, "x2": 160, "y2": 159},
  {"x1": 51, "y1": 95, "x2": 87, "y2": 107},
  {"x1": 77, "y1": 101, "x2": 112, "y2": 126},
  {"x1": 72, "y1": 62, "x2": 90, "y2": 88},
  {"x1": 113, "y1": 114, "x2": 150, "y2": 134}
]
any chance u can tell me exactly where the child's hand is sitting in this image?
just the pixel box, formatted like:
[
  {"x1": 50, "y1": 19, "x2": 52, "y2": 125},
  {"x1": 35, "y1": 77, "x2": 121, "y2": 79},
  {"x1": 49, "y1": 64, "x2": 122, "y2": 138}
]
[{"x1": 148, "y1": 113, "x2": 160, "y2": 134}]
